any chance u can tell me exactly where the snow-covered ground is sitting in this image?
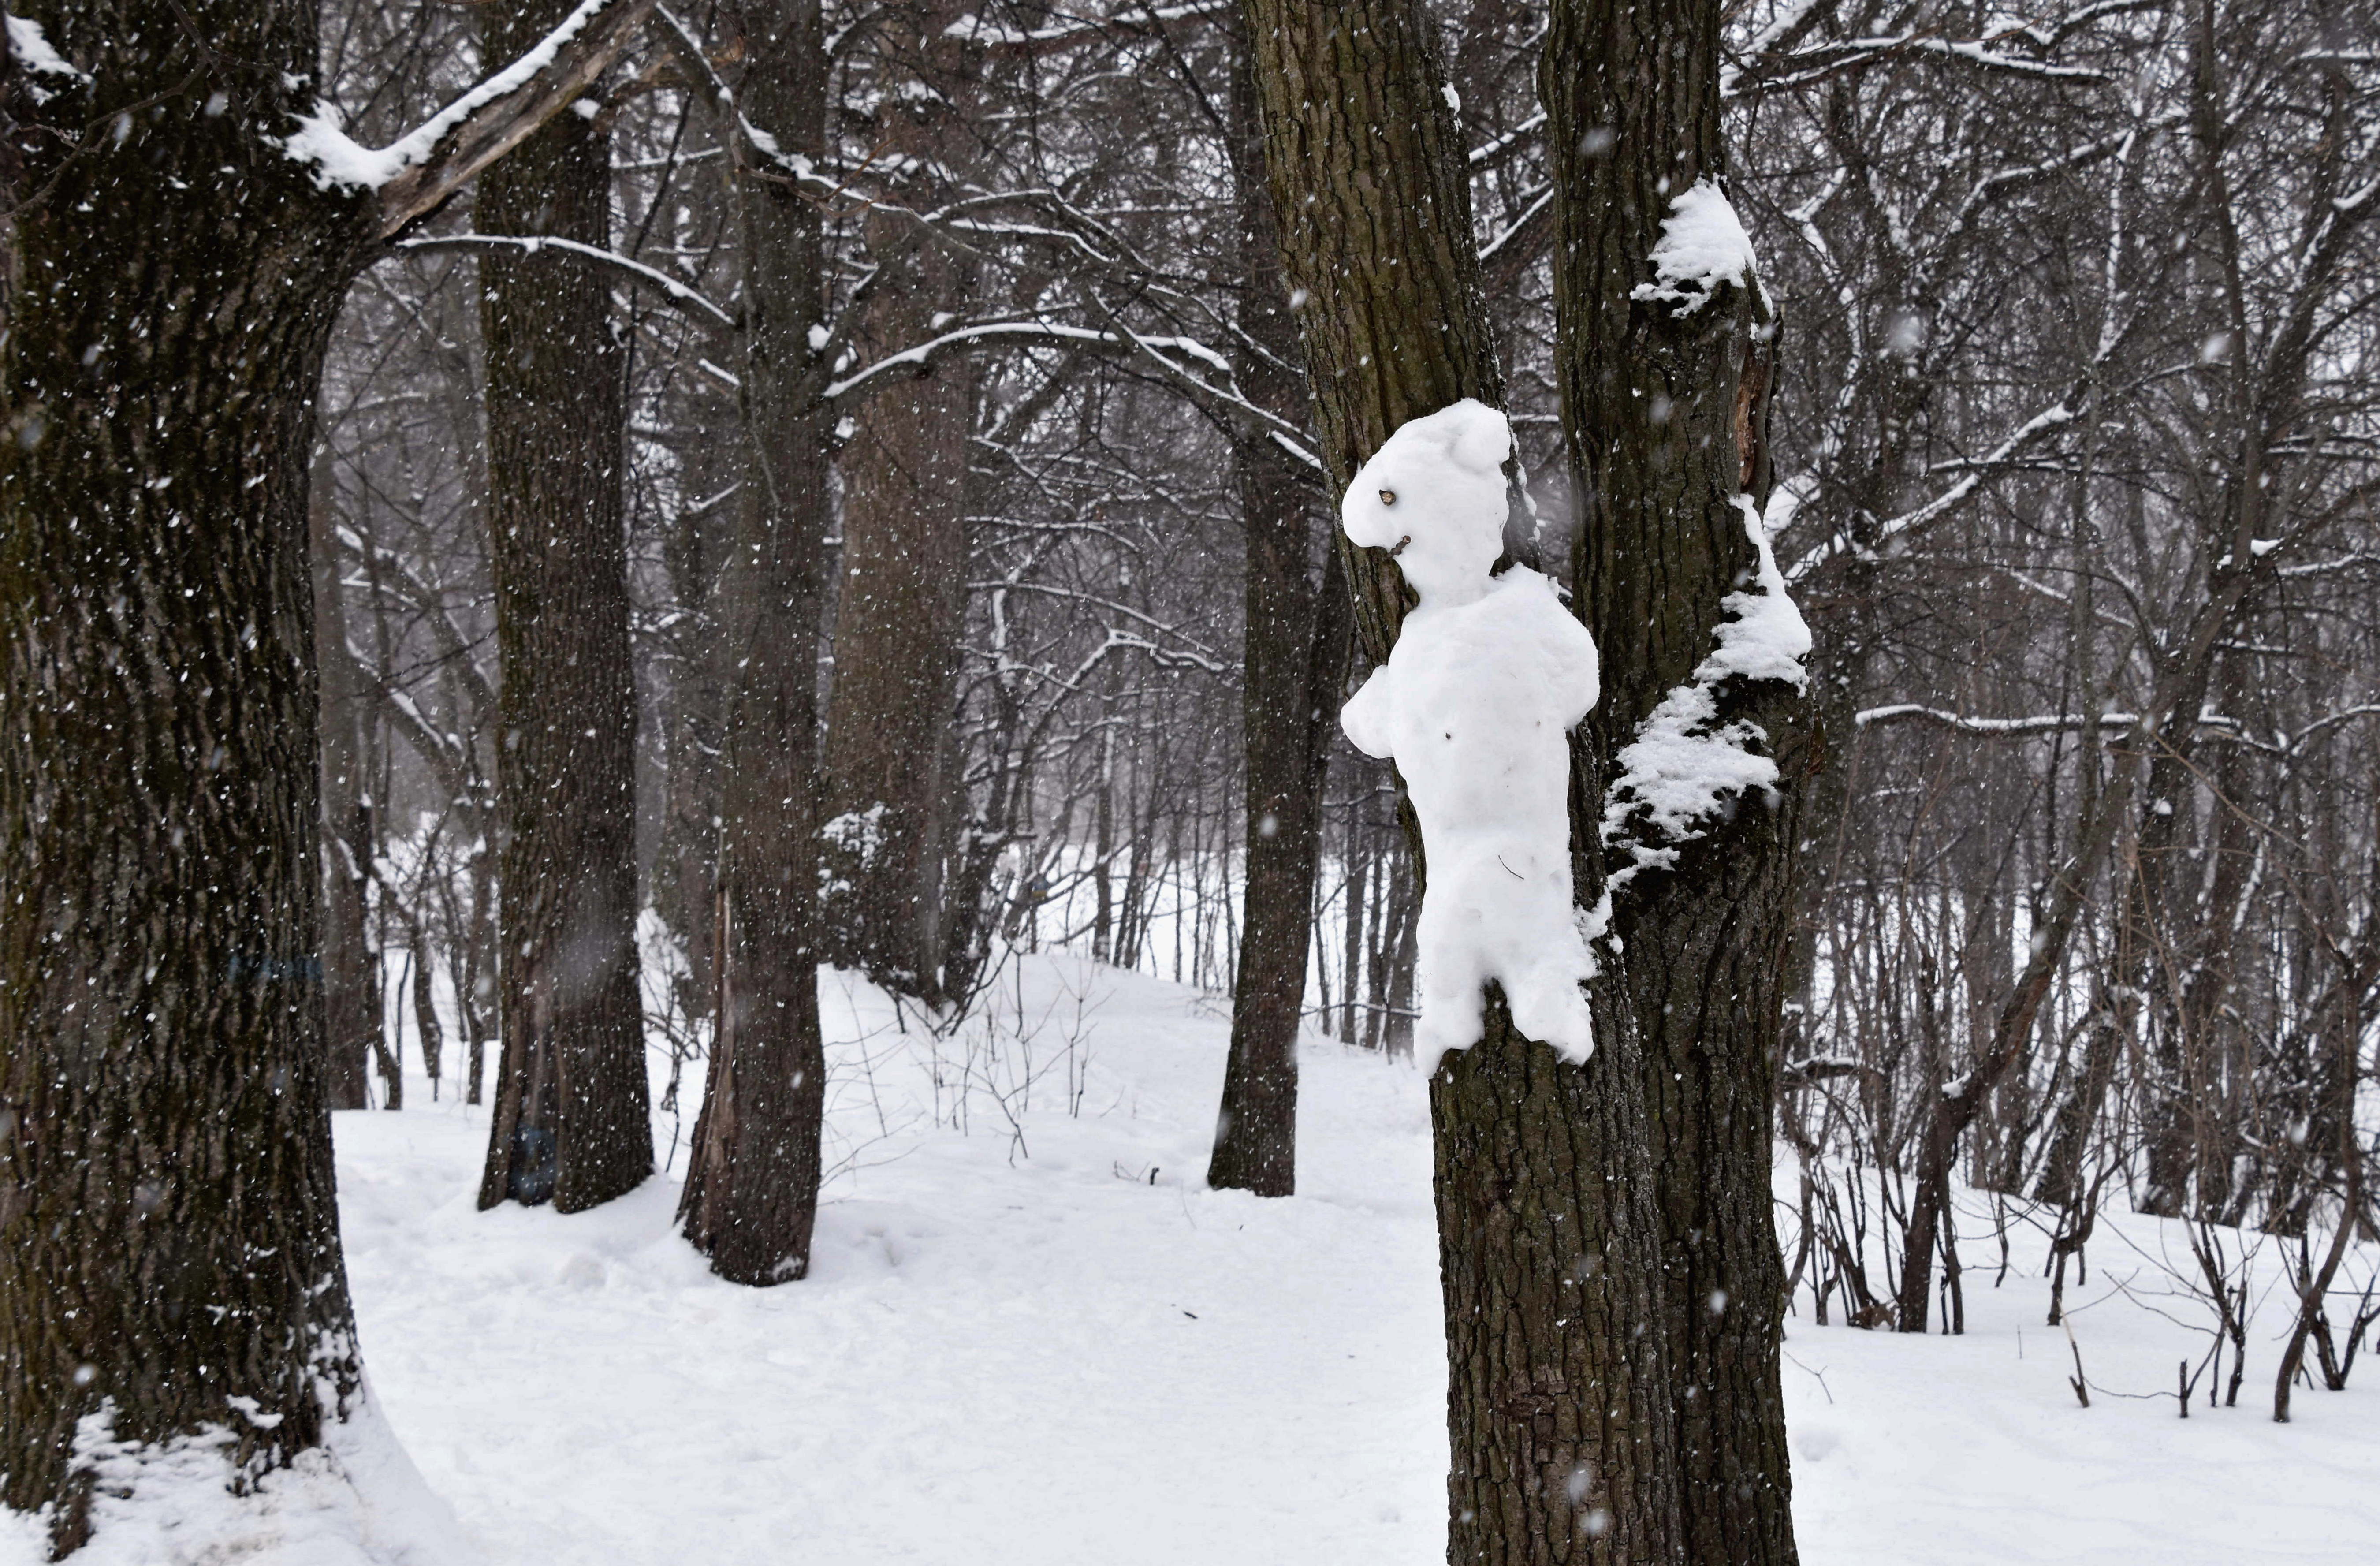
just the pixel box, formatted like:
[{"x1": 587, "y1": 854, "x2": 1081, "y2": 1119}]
[
  {"x1": 340, "y1": 958, "x2": 1446, "y2": 1564},
  {"x1": 331, "y1": 953, "x2": 2380, "y2": 1564},
  {"x1": 43, "y1": 952, "x2": 2373, "y2": 1563}
]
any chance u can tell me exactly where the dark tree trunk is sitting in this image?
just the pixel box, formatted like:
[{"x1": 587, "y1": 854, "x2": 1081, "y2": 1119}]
[
  {"x1": 474, "y1": 0, "x2": 654, "y2": 1212},
  {"x1": 1545, "y1": 2, "x2": 1805, "y2": 1561},
  {"x1": 676, "y1": 0, "x2": 833, "y2": 1287},
  {"x1": 1207, "y1": 25, "x2": 1351, "y2": 1197},
  {"x1": 311, "y1": 456, "x2": 381, "y2": 1111},
  {"x1": 0, "y1": 3, "x2": 644, "y2": 1532},
  {"x1": 1340, "y1": 804, "x2": 1371, "y2": 1043},
  {"x1": 1433, "y1": 1003, "x2": 1681, "y2": 1565},
  {"x1": 1238, "y1": 2, "x2": 1681, "y2": 1558},
  {"x1": 817, "y1": 2, "x2": 983, "y2": 999},
  {"x1": 0, "y1": 11, "x2": 377, "y2": 1550},
  {"x1": 1238, "y1": 0, "x2": 1510, "y2": 659}
]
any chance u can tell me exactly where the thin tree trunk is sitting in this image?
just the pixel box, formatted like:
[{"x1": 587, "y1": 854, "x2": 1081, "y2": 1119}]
[
  {"x1": 652, "y1": 451, "x2": 740, "y2": 1022},
  {"x1": 311, "y1": 455, "x2": 380, "y2": 1111},
  {"x1": 675, "y1": 0, "x2": 833, "y2": 1287},
  {"x1": 475, "y1": 0, "x2": 653, "y2": 1211},
  {"x1": 817, "y1": 2, "x2": 983, "y2": 1000},
  {"x1": 1340, "y1": 800, "x2": 1371, "y2": 1043},
  {"x1": 1209, "y1": 22, "x2": 1351, "y2": 1197}
]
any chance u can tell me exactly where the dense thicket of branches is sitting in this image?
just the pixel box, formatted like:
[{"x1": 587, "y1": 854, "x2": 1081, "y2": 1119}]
[
  {"x1": 300, "y1": 0, "x2": 2374, "y2": 1279},
  {"x1": 287, "y1": 0, "x2": 2380, "y2": 1299}
]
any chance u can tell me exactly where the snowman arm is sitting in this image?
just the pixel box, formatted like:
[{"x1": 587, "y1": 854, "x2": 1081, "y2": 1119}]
[{"x1": 1340, "y1": 665, "x2": 1397, "y2": 760}]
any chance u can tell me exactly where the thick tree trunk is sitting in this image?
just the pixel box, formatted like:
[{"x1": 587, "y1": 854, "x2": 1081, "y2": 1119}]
[
  {"x1": 1545, "y1": 3, "x2": 1803, "y2": 1561},
  {"x1": 475, "y1": 0, "x2": 654, "y2": 1212},
  {"x1": 0, "y1": 12, "x2": 376, "y2": 1550},
  {"x1": 2, "y1": 5, "x2": 647, "y2": 1538},
  {"x1": 1207, "y1": 27, "x2": 1351, "y2": 1197},
  {"x1": 1434, "y1": 1002, "x2": 1681, "y2": 1565},
  {"x1": 817, "y1": 2, "x2": 983, "y2": 999},
  {"x1": 1239, "y1": 3, "x2": 1680, "y2": 1558},
  {"x1": 676, "y1": 0, "x2": 833, "y2": 1286},
  {"x1": 311, "y1": 455, "x2": 381, "y2": 1111}
]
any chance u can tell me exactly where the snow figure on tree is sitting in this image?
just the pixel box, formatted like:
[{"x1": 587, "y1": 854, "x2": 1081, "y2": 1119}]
[{"x1": 1339, "y1": 400, "x2": 1601, "y2": 1066}]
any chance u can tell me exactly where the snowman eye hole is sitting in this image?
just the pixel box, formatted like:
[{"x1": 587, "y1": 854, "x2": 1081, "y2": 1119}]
[{"x1": 1378, "y1": 488, "x2": 1397, "y2": 506}]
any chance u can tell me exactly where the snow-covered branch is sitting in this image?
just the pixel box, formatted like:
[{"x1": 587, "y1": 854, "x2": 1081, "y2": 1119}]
[
  {"x1": 826, "y1": 320, "x2": 1111, "y2": 402},
  {"x1": 1784, "y1": 398, "x2": 2079, "y2": 584},
  {"x1": 395, "y1": 234, "x2": 735, "y2": 327},
  {"x1": 945, "y1": 1, "x2": 1231, "y2": 54},
  {"x1": 1855, "y1": 705, "x2": 2139, "y2": 738},
  {"x1": 280, "y1": 0, "x2": 660, "y2": 240}
]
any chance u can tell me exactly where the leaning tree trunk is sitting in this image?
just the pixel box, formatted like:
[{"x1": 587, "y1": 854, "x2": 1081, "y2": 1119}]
[
  {"x1": 675, "y1": 0, "x2": 833, "y2": 1287},
  {"x1": 0, "y1": 14, "x2": 380, "y2": 1552},
  {"x1": 474, "y1": 0, "x2": 654, "y2": 1213},
  {"x1": 816, "y1": 0, "x2": 983, "y2": 999},
  {"x1": 1206, "y1": 23, "x2": 1352, "y2": 1198},
  {"x1": 1239, "y1": 3, "x2": 1682, "y2": 1559},
  {"x1": 1545, "y1": 4, "x2": 1806, "y2": 1562}
]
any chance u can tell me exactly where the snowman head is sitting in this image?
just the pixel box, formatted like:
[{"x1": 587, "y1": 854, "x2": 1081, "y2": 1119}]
[{"x1": 1341, "y1": 399, "x2": 1511, "y2": 606}]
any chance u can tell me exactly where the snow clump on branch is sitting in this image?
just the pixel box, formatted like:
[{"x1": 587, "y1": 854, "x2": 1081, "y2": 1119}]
[{"x1": 1338, "y1": 401, "x2": 1601, "y2": 1066}]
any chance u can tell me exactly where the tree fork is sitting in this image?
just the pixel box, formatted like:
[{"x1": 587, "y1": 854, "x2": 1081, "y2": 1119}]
[{"x1": 1237, "y1": 1, "x2": 1682, "y2": 1556}]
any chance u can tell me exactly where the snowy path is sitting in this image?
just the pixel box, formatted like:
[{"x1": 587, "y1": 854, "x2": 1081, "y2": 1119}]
[{"x1": 339, "y1": 956, "x2": 2380, "y2": 1564}]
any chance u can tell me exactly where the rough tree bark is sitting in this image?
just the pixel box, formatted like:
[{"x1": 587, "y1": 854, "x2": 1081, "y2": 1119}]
[
  {"x1": 673, "y1": 0, "x2": 834, "y2": 1286},
  {"x1": 1238, "y1": 4, "x2": 1681, "y2": 1559},
  {"x1": 0, "y1": 0, "x2": 653, "y2": 1549},
  {"x1": 0, "y1": 36, "x2": 369, "y2": 1555},
  {"x1": 1544, "y1": 4, "x2": 1804, "y2": 1561},
  {"x1": 1206, "y1": 22, "x2": 1352, "y2": 1198},
  {"x1": 473, "y1": 0, "x2": 654, "y2": 1213},
  {"x1": 816, "y1": 1, "x2": 983, "y2": 999}
]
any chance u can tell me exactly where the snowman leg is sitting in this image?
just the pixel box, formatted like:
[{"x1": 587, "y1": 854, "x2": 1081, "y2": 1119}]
[{"x1": 1506, "y1": 953, "x2": 1594, "y2": 1061}]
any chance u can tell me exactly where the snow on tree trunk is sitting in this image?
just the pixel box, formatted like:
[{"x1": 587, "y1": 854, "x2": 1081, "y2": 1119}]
[
  {"x1": 1547, "y1": 0, "x2": 1807, "y2": 1559},
  {"x1": 1236, "y1": 4, "x2": 1687, "y2": 1559}
]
